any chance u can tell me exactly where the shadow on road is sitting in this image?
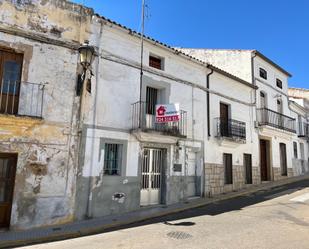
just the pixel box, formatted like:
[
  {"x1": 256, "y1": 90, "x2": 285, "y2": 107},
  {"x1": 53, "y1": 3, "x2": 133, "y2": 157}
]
[{"x1": 103, "y1": 180, "x2": 308, "y2": 233}]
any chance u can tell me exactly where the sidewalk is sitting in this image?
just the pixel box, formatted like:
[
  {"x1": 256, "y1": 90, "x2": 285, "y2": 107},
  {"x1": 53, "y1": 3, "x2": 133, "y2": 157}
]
[{"x1": 1, "y1": 174, "x2": 309, "y2": 248}]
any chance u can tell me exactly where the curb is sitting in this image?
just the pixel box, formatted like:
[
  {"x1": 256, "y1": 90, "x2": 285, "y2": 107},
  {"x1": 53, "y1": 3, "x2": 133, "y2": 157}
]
[{"x1": 1, "y1": 175, "x2": 309, "y2": 248}]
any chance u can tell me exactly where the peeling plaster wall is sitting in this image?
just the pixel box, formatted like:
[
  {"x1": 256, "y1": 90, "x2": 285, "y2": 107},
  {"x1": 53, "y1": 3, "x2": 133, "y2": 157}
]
[
  {"x1": 0, "y1": 0, "x2": 93, "y2": 43},
  {"x1": 0, "y1": 0, "x2": 94, "y2": 230}
]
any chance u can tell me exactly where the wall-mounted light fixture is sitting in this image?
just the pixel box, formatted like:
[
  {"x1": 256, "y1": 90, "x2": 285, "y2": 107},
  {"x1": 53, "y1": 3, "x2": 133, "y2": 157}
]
[
  {"x1": 78, "y1": 40, "x2": 95, "y2": 70},
  {"x1": 78, "y1": 40, "x2": 95, "y2": 94}
]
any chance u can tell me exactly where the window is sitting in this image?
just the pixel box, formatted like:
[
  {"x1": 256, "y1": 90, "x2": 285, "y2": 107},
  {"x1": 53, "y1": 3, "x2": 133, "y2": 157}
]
[
  {"x1": 146, "y1": 86, "x2": 158, "y2": 115},
  {"x1": 149, "y1": 55, "x2": 163, "y2": 70},
  {"x1": 293, "y1": 142, "x2": 298, "y2": 159},
  {"x1": 276, "y1": 78, "x2": 282, "y2": 89},
  {"x1": 259, "y1": 68, "x2": 267, "y2": 80},
  {"x1": 224, "y1": 153, "x2": 233, "y2": 184},
  {"x1": 104, "y1": 143, "x2": 123, "y2": 175},
  {"x1": 0, "y1": 49, "x2": 23, "y2": 115}
]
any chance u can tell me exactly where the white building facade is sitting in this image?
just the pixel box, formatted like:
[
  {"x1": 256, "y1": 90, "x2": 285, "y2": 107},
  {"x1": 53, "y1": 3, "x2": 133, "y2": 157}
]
[
  {"x1": 181, "y1": 49, "x2": 309, "y2": 182},
  {"x1": 74, "y1": 19, "x2": 261, "y2": 218}
]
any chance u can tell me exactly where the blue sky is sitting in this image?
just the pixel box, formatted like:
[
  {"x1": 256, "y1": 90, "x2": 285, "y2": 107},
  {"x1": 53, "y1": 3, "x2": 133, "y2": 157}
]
[{"x1": 73, "y1": 0, "x2": 309, "y2": 89}]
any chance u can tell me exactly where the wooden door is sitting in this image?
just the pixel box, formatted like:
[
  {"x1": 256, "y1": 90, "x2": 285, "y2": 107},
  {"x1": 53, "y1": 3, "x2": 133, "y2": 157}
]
[
  {"x1": 244, "y1": 154, "x2": 252, "y2": 184},
  {"x1": 224, "y1": 153, "x2": 233, "y2": 184},
  {"x1": 260, "y1": 140, "x2": 268, "y2": 181},
  {"x1": 220, "y1": 103, "x2": 229, "y2": 136},
  {"x1": 0, "y1": 49, "x2": 23, "y2": 115},
  {"x1": 0, "y1": 153, "x2": 17, "y2": 228},
  {"x1": 280, "y1": 143, "x2": 287, "y2": 176}
]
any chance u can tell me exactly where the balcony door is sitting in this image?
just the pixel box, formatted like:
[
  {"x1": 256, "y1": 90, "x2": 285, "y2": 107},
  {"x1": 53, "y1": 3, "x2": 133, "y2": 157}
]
[
  {"x1": 0, "y1": 153, "x2": 17, "y2": 229},
  {"x1": 277, "y1": 100, "x2": 283, "y2": 128},
  {"x1": 260, "y1": 92, "x2": 267, "y2": 108},
  {"x1": 0, "y1": 49, "x2": 23, "y2": 115},
  {"x1": 144, "y1": 87, "x2": 158, "y2": 129},
  {"x1": 220, "y1": 103, "x2": 229, "y2": 136}
]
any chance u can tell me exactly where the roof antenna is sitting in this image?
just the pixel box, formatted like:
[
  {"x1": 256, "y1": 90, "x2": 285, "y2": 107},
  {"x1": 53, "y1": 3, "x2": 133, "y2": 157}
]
[{"x1": 138, "y1": 0, "x2": 146, "y2": 128}]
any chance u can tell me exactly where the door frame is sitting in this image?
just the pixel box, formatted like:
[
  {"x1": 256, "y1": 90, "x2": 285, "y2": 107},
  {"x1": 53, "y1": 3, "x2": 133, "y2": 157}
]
[
  {"x1": 220, "y1": 102, "x2": 230, "y2": 136},
  {"x1": 139, "y1": 146, "x2": 167, "y2": 206},
  {"x1": 259, "y1": 139, "x2": 272, "y2": 181},
  {"x1": 244, "y1": 153, "x2": 253, "y2": 184},
  {"x1": 279, "y1": 143, "x2": 288, "y2": 176},
  {"x1": 0, "y1": 153, "x2": 17, "y2": 229}
]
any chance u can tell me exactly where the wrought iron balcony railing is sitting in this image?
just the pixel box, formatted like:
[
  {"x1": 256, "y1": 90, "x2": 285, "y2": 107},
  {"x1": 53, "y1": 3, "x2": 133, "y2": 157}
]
[
  {"x1": 215, "y1": 117, "x2": 246, "y2": 141},
  {"x1": 298, "y1": 122, "x2": 309, "y2": 138},
  {"x1": 256, "y1": 108, "x2": 296, "y2": 133},
  {"x1": 131, "y1": 101, "x2": 187, "y2": 137},
  {"x1": 0, "y1": 80, "x2": 44, "y2": 118}
]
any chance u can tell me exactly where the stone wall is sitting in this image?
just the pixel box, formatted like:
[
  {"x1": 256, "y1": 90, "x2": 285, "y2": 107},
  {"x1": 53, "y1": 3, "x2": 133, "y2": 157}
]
[
  {"x1": 273, "y1": 167, "x2": 294, "y2": 181},
  {"x1": 205, "y1": 163, "x2": 260, "y2": 197}
]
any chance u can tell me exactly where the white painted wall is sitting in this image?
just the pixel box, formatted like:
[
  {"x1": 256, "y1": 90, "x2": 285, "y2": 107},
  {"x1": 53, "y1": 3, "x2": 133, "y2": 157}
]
[
  {"x1": 179, "y1": 49, "x2": 253, "y2": 83},
  {"x1": 81, "y1": 21, "x2": 260, "y2": 187}
]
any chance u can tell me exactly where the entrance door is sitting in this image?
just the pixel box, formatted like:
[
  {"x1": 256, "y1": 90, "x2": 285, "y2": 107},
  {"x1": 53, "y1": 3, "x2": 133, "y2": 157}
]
[
  {"x1": 260, "y1": 140, "x2": 269, "y2": 181},
  {"x1": 0, "y1": 153, "x2": 17, "y2": 228},
  {"x1": 186, "y1": 151, "x2": 198, "y2": 198},
  {"x1": 244, "y1": 154, "x2": 252, "y2": 184},
  {"x1": 220, "y1": 103, "x2": 229, "y2": 136},
  {"x1": 279, "y1": 143, "x2": 287, "y2": 176},
  {"x1": 140, "y1": 148, "x2": 163, "y2": 206}
]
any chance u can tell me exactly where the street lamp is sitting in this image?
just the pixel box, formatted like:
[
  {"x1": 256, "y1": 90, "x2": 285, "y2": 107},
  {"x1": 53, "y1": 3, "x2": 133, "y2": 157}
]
[
  {"x1": 78, "y1": 40, "x2": 95, "y2": 94},
  {"x1": 78, "y1": 40, "x2": 95, "y2": 70}
]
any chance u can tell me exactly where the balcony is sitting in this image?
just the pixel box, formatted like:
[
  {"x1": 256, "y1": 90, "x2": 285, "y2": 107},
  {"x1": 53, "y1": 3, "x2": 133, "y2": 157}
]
[
  {"x1": 215, "y1": 117, "x2": 246, "y2": 142},
  {"x1": 131, "y1": 101, "x2": 187, "y2": 137},
  {"x1": 256, "y1": 108, "x2": 296, "y2": 133},
  {"x1": 0, "y1": 80, "x2": 44, "y2": 118},
  {"x1": 298, "y1": 122, "x2": 309, "y2": 138}
]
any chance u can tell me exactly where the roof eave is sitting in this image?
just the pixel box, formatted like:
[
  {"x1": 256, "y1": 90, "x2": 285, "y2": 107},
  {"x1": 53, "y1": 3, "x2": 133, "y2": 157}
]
[{"x1": 253, "y1": 50, "x2": 292, "y2": 77}]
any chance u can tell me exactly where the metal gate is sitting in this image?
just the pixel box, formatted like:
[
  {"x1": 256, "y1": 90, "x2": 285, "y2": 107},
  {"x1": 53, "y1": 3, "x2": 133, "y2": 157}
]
[{"x1": 140, "y1": 148, "x2": 163, "y2": 206}]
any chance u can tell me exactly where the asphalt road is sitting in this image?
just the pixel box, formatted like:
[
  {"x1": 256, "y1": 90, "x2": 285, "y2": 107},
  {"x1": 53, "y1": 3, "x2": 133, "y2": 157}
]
[{"x1": 21, "y1": 180, "x2": 309, "y2": 249}]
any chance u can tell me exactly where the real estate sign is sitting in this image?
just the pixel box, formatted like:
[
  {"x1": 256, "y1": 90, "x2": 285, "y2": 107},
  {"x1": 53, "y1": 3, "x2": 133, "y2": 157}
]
[{"x1": 155, "y1": 103, "x2": 180, "y2": 123}]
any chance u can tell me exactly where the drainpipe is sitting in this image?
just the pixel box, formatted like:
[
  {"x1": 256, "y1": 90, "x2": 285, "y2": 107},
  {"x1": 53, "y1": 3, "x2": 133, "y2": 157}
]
[
  {"x1": 250, "y1": 52, "x2": 257, "y2": 143},
  {"x1": 206, "y1": 68, "x2": 214, "y2": 138},
  {"x1": 201, "y1": 67, "x2": 213, "y2": 198}
]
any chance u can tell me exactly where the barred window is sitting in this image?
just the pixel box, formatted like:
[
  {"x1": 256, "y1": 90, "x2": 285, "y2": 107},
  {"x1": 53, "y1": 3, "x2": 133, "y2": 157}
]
[{"x1": 104, "y1": 144, "x2": 122, "y2": 175}]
